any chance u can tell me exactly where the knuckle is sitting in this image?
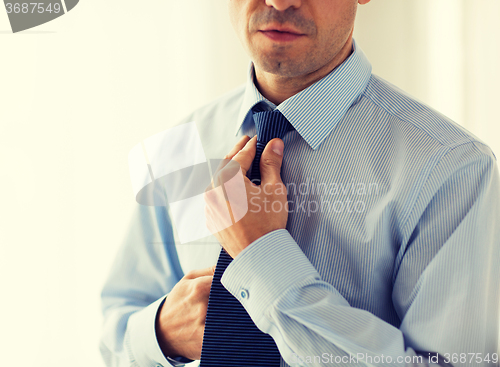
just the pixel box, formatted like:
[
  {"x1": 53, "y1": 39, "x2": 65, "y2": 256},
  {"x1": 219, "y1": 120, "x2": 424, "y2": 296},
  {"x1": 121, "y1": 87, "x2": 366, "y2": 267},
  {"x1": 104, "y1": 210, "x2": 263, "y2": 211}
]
[
  {"x1": 265, "y1": 179, "x2": 280, "y2": 188},
  {"x1": 276, "y1": 182, "x2": 287, "y2": 194},
  {"x1": 192, "y1": 281, "x2": 203, "y2": 293},
  {"x1": 213, "y1": 171, "x2": 225, "y2": 186},
  {"x1": 261, "y1": 157, "x2": 280, "y2": 168},
  {"x1": 197, "y1": 303, "x2": 208, "y2": 319},
  {"x1": 204, "y1": 182, "x2": 213, "y2": 195},
  {"x1": 235, "y1": 149, "x2": 250, "y2": 160},
  {"x1": 204, "y1": 189, "x2": 215, "y2": 204},
  {"x1": 212, "y1": 172, "x2": 222, "y2": 187},
  {"x1": 192, "y1": 279, "x2": 208, "y2": 294}
]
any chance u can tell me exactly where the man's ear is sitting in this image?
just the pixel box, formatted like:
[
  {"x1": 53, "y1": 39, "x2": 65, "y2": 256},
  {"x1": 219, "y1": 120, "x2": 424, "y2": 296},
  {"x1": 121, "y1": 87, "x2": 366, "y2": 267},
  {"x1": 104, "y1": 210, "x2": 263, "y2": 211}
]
[{"x1": 358, "y1": 0, "x2": 371, "y2": 4}]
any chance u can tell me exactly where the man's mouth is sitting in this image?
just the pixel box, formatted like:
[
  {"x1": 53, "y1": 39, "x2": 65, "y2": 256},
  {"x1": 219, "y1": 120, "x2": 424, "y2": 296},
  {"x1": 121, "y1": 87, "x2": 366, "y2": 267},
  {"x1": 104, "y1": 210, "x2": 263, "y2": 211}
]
[{"x1": 259, "y1": 25, "x2": 305, "y2": 42}]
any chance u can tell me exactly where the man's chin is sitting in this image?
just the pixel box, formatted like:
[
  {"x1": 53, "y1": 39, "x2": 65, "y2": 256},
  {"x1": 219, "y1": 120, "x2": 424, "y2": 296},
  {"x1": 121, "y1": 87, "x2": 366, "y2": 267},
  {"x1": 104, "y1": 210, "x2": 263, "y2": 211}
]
[{"x1": 254, "y1": 58, "x2": 309, "y2": 79}]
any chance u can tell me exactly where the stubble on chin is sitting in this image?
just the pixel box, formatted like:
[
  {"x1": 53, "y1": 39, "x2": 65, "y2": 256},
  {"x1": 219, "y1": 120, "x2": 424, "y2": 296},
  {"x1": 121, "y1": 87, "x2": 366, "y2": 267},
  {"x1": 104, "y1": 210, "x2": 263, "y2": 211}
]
[{"x1": 256, "y1": 53, "x2": 310, "y2": 79}]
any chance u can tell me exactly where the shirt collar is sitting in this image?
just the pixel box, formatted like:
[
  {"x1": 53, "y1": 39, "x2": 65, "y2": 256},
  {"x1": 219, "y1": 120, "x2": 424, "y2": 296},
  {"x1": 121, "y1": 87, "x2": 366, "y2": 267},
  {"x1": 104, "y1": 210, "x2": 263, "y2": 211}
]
[{"x1": 235, "y1": 39, "x2": 372, "y2": 150}]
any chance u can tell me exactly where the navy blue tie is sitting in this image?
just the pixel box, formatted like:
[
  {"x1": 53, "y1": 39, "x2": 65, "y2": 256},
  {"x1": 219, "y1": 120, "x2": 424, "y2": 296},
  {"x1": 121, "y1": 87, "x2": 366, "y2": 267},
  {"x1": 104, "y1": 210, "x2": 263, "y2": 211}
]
[{"x1": 200, "y1": 108, "x2": 292, "y2": 367}]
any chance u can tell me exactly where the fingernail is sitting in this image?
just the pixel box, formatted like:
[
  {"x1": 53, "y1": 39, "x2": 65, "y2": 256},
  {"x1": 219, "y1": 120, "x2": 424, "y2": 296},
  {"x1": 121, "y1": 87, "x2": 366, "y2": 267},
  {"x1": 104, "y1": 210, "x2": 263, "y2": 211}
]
[{"x1": 271, "y1": 140, "x2": 283, "y2": 156}]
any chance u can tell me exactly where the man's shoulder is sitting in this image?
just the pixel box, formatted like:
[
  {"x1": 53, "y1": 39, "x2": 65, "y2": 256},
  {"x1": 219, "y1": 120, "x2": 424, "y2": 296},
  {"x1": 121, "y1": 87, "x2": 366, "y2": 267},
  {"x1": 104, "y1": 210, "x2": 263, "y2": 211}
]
[
  {"x1": 362, "y1": 74, "x2": 487, "y2": 152},
  {"x1": 175, "y1": 84, "x2": 246, "y2": 128}
]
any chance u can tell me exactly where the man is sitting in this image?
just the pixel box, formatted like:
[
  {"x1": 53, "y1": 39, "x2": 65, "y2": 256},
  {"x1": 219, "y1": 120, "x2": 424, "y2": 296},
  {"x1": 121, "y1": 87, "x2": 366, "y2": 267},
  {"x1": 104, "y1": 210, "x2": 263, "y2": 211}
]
[{"x1": 100, "y1": 0, "x2": 500, "y2": 366}]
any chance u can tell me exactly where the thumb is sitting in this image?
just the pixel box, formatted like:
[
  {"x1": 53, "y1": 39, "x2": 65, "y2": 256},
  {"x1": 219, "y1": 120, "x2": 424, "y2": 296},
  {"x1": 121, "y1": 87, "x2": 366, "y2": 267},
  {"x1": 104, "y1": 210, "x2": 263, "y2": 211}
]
[
  {"x1": 184, "y1": 265, "x2": 216, "y2": 279},
  {"x1": 260, "y1": 138, "x2": 284, "y2": 185}
]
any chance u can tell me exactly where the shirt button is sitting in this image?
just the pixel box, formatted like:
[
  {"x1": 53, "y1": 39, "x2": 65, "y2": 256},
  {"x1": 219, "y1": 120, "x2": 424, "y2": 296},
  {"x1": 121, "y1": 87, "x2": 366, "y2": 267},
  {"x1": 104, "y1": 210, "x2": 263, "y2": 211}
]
[{"x1": 239, "y1": 288, "x2": 249, "y2": 299}]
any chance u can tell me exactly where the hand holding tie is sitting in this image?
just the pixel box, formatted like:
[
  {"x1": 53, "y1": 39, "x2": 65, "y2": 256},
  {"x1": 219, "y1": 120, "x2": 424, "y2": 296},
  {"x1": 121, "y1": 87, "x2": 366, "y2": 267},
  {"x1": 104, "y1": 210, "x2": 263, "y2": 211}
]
[
  {"x1": 204, "y1": 134, "x2": 288, "y2": 258},
  {"x1": 155, "y1": 266, "x2": 215, "y2": 360}
]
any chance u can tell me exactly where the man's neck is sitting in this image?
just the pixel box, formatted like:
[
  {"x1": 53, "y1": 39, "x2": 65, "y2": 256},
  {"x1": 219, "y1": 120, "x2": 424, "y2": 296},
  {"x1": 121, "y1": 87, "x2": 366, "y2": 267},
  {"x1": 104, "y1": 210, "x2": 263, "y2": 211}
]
[{"x1": 253, "y1": 36, "x2": 354, "y2": 106}]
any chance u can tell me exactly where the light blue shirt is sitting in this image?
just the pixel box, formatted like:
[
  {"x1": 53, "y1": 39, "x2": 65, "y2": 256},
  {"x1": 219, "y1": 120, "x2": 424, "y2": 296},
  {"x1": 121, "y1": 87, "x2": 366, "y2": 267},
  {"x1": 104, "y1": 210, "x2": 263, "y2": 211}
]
[{"x1": 100, "y1": 40, "x2": 500, "y2": 367}]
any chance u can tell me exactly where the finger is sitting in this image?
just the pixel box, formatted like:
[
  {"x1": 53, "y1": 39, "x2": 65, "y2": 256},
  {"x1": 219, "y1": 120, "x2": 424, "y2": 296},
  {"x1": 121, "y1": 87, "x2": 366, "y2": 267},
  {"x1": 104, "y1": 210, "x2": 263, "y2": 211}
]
[
  {"x1": 215, "y1": 135, "x2": 252, "y2": 176},
  {"x1": 205, "y1": 204, "x2": 217, "y2": 235},
  {"x1": 223, "y1": 166, "x2": 249, "y2": 223},
  {"x1": 207, "y1": 136, "x2": 251, "y2": 191},
  {"x1": 204, "y1": 185, "x2": 234, "y2": 232},
  {"x1": 195, "y1": 275, "x2": 215, "y2": 297},
  {"x1": 184, "y1": 265, "x2": 216, "y2": 280},
  {"x1": 224, "y1": 135, "x2": 251, "y2": 160},
  {"x1": 260, "y1": 138, "x2": 285, "y2": 185},
  {"x1": 211, "y1": 159, "x2": 243, "y2": 192},
  {"x1": 231, "y1": 135, "x2": 257, "y2": 177}
]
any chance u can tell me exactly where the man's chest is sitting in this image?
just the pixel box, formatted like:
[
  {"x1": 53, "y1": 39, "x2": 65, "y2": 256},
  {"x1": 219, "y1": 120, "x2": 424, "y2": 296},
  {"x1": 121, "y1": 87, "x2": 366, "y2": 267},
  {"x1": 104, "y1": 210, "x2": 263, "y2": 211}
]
[{"x1": 174, "y1": 113, "x2": 414, "y2": 325}]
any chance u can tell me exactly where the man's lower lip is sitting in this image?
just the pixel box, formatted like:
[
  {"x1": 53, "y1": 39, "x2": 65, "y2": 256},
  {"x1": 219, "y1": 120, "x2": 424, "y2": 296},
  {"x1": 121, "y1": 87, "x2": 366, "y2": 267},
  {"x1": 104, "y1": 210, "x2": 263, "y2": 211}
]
[{"x1": 260, "y1": 30, "x2": 304, "y2": 42}]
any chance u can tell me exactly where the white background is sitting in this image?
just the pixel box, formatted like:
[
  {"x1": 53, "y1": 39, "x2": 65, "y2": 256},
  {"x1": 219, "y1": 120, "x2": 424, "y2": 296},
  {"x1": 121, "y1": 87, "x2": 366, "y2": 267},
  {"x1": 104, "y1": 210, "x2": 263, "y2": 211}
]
[{"x1": 0, "y1": 1, "x2": 498, "y2": 366}]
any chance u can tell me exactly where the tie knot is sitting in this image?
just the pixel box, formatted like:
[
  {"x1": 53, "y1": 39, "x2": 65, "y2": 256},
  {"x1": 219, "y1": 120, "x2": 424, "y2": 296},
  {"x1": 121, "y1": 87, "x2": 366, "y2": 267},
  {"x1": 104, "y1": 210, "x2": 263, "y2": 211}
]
[{"x1": 253, "y1": 109, "x2": 292, "y2": 145}]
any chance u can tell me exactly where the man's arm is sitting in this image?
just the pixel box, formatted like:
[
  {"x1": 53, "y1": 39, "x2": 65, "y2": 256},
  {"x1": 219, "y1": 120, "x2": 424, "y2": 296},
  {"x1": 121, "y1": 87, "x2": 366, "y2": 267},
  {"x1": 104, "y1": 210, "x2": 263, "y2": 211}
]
[
  {"x1": 99, "y1": 204, "x2": 179, "y2": 366},
  {"x1": 100, "y1": 203, "x2": 211, "y2": 367},
  {"x1": 209, "y1": 140, "x2": 500, "y2": 366},
  {"x1": 393, "y1": 141, "x2": 499, "y2": 364}
]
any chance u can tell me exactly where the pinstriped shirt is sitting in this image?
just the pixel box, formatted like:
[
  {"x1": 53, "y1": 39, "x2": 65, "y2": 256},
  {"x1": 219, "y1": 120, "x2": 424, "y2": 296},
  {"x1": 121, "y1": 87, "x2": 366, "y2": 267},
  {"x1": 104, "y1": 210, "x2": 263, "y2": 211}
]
[{"x1": 99, "y1": 40, "x2": 500, "y2": 367}]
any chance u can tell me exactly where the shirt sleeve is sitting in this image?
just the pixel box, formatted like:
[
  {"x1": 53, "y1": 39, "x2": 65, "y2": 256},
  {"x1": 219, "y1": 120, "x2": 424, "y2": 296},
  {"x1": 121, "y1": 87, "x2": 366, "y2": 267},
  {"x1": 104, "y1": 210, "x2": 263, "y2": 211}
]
[
  {"x1": 221, "y1": 141, "x2": 500, "y2": 367},
  {"x1": 99, "y1": 204, "x2": 186, "y2": 367}
]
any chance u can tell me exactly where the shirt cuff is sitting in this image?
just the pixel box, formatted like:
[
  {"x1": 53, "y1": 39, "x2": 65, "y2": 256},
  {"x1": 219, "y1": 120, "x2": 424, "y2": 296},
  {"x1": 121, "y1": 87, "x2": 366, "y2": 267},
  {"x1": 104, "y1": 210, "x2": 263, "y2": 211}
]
[
  {"x1": 220, "y1": 229, "x2": 322, "y2": 332},
  {"x1": 127, "y1": 295, "x2": 188, "y2": 367}
]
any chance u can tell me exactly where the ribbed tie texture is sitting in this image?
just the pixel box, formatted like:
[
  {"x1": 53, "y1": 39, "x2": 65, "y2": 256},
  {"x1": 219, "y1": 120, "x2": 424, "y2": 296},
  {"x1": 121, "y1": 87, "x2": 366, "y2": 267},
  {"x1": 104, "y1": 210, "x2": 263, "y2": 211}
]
[
  {"x1": 199, "y1": 109, "x2": 292, "y2": 367},
  {"x1": 250, "y1": 110, "x2": 293, "y2": 185}
]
